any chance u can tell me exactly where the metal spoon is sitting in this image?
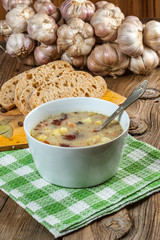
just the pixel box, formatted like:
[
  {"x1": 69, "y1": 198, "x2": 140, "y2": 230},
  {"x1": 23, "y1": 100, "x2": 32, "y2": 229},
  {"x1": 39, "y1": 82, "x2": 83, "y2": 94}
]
[{"x1": 96, "y1": 80, "x2": 148, "y2": 132}]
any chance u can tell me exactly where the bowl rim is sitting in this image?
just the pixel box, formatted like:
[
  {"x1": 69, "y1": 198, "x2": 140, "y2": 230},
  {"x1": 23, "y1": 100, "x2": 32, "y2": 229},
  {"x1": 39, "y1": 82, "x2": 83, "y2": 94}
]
[{"x1": 24, "y1": 97, "x2": 130, "y2": 150}]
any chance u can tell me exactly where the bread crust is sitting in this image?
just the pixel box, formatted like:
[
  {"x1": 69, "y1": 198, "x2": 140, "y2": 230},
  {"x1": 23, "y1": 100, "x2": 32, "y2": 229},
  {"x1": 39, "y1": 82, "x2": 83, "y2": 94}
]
[{"x1": 0, "y1": 76, "x2": 22, "y2": 110}]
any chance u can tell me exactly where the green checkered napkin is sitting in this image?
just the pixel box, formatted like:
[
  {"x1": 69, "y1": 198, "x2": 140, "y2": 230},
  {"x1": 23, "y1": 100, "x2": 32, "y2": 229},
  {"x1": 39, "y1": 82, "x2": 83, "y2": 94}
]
[{"x1": 0, "y1": 134, "x2": 160, "y2": 238}]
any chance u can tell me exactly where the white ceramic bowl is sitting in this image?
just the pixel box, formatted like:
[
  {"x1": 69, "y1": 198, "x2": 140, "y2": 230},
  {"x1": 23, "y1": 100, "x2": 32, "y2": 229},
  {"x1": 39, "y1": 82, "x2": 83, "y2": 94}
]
[{"x1": 24, "y1": 97, "x2": 130, "y2": 188}]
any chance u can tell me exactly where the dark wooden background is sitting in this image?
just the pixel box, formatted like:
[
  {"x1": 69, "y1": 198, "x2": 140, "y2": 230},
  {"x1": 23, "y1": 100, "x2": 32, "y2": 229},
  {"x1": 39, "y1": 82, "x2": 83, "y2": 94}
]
[{"x1": 0, "y1": 0, "x2": 160, "y2": 40}]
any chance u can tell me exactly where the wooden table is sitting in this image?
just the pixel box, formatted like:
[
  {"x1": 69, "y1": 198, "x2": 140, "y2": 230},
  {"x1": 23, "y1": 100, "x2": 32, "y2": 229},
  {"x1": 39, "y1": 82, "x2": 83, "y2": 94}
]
[{"x1": 0, "y1": 41, "x2": 160, "y2": 240}]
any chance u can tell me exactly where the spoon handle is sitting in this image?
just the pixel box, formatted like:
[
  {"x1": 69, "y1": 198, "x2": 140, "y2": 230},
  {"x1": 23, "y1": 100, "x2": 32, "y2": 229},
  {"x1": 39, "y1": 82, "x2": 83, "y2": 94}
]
[{"x1": 97, "y1": 80, "x2": 148, "y2": 131}]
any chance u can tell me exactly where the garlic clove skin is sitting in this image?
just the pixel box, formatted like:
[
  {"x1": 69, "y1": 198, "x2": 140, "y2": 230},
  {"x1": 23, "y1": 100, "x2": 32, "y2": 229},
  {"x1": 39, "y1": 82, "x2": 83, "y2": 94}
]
[
  {"x1": 90, "y1": 2, "x2": 124, "y2": 42},
  {"x1": 6, "y1": 4, "x2": 35, "y2": 33},
  {"x1": 61, "y1": 52, "x2": 87, "y2": 68},
  {"x1": 129, "y1": 46, "x2": 159, "y2": 75},
  {"x1": 6, "y1": 33, "x2": 35, "y2": 57},
  {"x1": 117, "y1": 16, "x2": 144, "y2": 57},
  {"x1": 51, "y1": 7, "x2": 61, "y2": 23},
  {"x1": 57, "y1": 18, "x2": 95, "y2": 57},
  {"x1": 72, "y1": 56, "x2": 87, "y2": 68},
  {"x1": 60, "y1": 0, "x2": 95, "y2": 22},
  {"x1": 111, "y1": 43, "x2": 130, "y2": 77},
  {"x1": 27, "y1": 13, "x2": 58, "y2": 45},
  {"x1": 143, "y1": 20, "x2": 160, "y2": 52},
  {"x1": 156, "y1": 51, "x2": 160, "y2": 65},
  {"x1": 95, "y1": 1, "x2": 108, "y2": 10},
  {"x1": 1, "y1": 0, "x2": 33, "y2": 11},
  {"x1": 0, "y1": 20, "x2": 12, "y2": 37},
  {"x1": 87, "y1": 44, "x2": 118, "y2": 75},
  {"x1": 34, "y1": 43, "x2": 60, "y2": 66},
  {"x1": 34, "y1": 0, "x2": 55, "y2": 16},
  {"x1": 87, "y1": 43, "x2": 129, "y2": 77},
  {"x1": 17, "y1": 53, "x2": 36, "y2": 66}
]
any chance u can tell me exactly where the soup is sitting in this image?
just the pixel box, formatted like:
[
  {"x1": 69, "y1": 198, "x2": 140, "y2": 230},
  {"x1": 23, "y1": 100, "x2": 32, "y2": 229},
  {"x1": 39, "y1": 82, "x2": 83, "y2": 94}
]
[{"x1": 30, "y1": 111, "x2": 123, "y2": 147}]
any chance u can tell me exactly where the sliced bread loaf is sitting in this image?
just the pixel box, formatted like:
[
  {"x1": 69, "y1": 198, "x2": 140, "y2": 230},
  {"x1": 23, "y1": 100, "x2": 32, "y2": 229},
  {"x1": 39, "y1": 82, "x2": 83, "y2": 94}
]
[
  {"x1": 15, "y1": 68, "x2": 74, "y2": 110},
  {"x1": 29, "y1": 72, "x2": 107, "y2": 109},
  {"x1": 0, "y1": 60, "x2": 73, "y2": 111}
]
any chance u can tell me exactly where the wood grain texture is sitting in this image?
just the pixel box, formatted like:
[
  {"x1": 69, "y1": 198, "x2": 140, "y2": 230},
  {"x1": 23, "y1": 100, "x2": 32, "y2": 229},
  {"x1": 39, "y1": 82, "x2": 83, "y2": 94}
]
[
  {"x1": 123, "y1": 193, "x2": 160, "y2": 240},
  {"x1": 0, "y1": 36, "x2": 160, "y2": 240},
  {"x1": 63, "y1": 209, "x2": 132, "y2": 240},
  {"x1": 155, "y1": 0, "x2": 160, "y2": 19},
  {"x1": 0, "y1": 196, "x2": 55, "y2": 240}
]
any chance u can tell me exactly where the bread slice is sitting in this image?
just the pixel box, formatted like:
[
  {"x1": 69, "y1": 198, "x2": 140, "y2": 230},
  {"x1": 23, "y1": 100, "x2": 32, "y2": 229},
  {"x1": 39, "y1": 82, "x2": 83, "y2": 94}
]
[
  {"x1": 44, "y1": 60, "x2": 73, "y2": 71},
  {"x1": 14, "y1": 70, "x2": 50, "y2": 109},
  {"x1": 29, "y1": 72, "x2": 107, "y2": 109},
  {"x1": 0, "y1": 74, "x2": 25, "y2": 110},
  {"x1": 62, "y1": 76, "x2": 107, "y2": 98},
  {"x1": 66, "y1": 70, "x2": 93, "y2": 80},
  {"x1": 18, "y1": 85, "x2": 36, "y2": 115},
  {"x1": 15, "y1": 68, "x2": 74, "y2": 111},
  {"x1": 29, "y1": 77, "x2": 75, "y2": 109},
  {"x1": 88, "y1": 76, "x2": 107, "y2": 96}
]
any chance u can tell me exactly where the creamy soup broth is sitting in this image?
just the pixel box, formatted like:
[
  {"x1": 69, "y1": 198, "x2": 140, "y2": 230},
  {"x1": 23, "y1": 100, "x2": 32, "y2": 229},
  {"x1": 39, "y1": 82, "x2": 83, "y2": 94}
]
[{"x1": 30, "y1": 112, "x2": 123, "y2": 147}]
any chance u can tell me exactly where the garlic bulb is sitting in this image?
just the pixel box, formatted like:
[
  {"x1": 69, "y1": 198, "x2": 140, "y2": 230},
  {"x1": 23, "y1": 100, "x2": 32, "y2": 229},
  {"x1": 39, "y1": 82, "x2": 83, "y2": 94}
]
[
  {"x1": 27, "y1": 13, "x2": 58, "y2": 45},
  {"x1": 129, "y1": 46, "x2": 159, "y2": 75},
  {"x1": 95, "y1": 1, "x2": 109, "y2": 10},
  {"x1": 87, "y1": 43, "x2": 129, "y2": 77},
  {"x1": 17, "y1": 53, "x2": 36, "y2": 66},
  {"x1": 6, "y1": 4, "x2": 35, "y2": 33},
  {"x1": 34, "y1": 43, "x2": 60, "y2": 65},
  {"x1": 60, "y1": 0, "x2": 95, "y2": 22},
  {"x1": 34, "y1": 0, "x2": 55, "y2": 16},
  {"x1": 61, "y1": 52, "x2": 87, "y2": 68},
  {"x1": 6, "y1": 33, "x2": 35, "y2": 57},
  {"x1": 1, "y1": 0, "x2": 33, "y2": 11},
  {"x1": 117, "y1": 16, "x2": 144, "y2": 57},
  {"x1": 90, "y1": 2, "x2": 124, "y2": 42},
  {"x1": 57, "y1": 18, "x2": 95, "y2": 57},
  {"x1": 144, "y1": 20, "x2": 160, "y2": 52}
]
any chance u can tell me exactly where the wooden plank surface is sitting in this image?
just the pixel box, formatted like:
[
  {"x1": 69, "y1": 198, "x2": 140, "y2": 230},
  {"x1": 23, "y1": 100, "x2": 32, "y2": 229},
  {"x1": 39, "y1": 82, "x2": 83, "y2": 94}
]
[
  {"x1": 155, "y1": 0, "x2": 160, "y2": 18},
  {"x1": 0, "y1": 41, "x2": 160, "y2": 240}
]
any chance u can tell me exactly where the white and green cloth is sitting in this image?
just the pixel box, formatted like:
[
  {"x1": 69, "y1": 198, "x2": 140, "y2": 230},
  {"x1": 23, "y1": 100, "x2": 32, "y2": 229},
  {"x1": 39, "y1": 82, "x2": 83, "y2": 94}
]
[{"x1": 0, "y1": 134, "x2": 160, "y2": 238}]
